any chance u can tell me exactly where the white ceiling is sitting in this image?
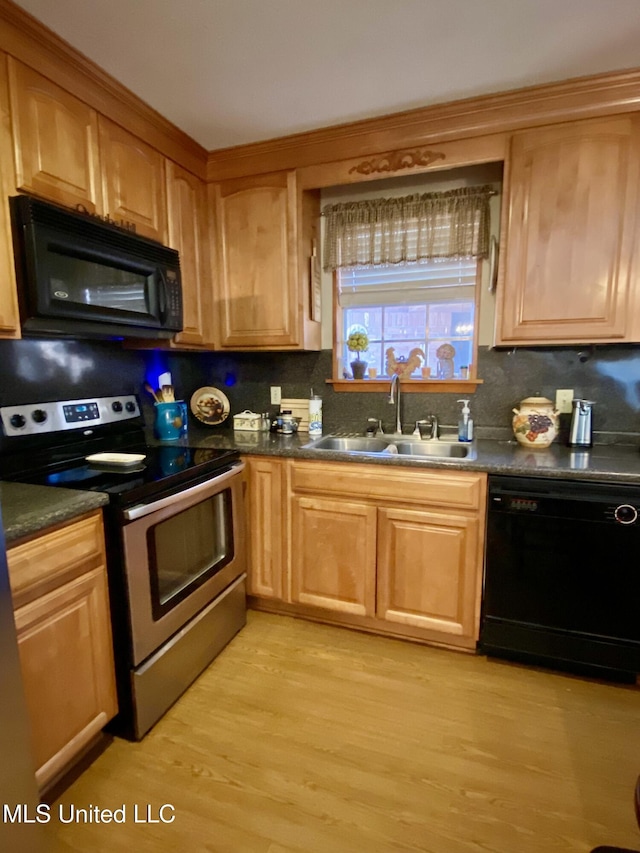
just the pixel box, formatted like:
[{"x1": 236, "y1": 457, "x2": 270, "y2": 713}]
[{"x1": 12, "y1": 0, "x2": 640, "y2": 151}]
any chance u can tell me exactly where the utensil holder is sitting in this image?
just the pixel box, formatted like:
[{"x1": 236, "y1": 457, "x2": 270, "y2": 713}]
[{"x1": 154, "y1": 402, "x2": 183, "y2": 441}]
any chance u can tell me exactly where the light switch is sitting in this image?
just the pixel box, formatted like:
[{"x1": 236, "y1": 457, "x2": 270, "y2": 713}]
[
  {"x1": 270, "y1": 386, "x2": 282, "y2": 405},
  {"x1": 555, "y1": 389, "x2": 574, "y2": 414}
]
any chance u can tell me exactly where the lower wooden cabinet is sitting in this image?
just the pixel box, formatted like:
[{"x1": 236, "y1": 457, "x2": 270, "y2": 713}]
[
  {"x1": 377, "y1": 506, "x2": 481, "y2": 639},
  {"x1": 246, "y1": 457, "x2": 487, "y2": 650},
  {"x1": 290, "y1": 496, "x2": 377, "y2": 617},
  {"x1": 7, "y1": 511, "x2": 117, "y2": 791},
  {"x1": 245, "y1": 456, "x2": 287, "y2": 600}
]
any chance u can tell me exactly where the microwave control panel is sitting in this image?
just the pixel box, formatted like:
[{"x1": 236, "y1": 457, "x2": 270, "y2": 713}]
[{"x1": 0, "y1": 395, "x2": 140, "y2": 436}]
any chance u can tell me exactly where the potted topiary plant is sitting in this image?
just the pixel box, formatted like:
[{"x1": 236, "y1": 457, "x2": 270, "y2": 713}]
[{"x1": 347, "y1": 328, "x2": 369, "y2": 379}]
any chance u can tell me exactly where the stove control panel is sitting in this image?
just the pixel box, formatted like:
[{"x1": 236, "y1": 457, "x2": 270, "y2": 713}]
[{"x1": 0, "y1": 395, "x2": 140, "y2": 436}]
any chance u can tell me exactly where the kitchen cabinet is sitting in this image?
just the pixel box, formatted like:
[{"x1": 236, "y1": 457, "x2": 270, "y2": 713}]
[
  {"x1": 245, "y1": 456, "x2": 287, "y2": 600},
  {"x1": 7, "y1": 511, "x2": 117, "y2": 792},
  {"x1": 377, "y1": 506, "x2": 481, "y2": 638},
  {"x1": 213, "y1": 170, "x2": 321, "y2": 349},
  {"x1": 0, "y1": 51, "x2": 19, "y2": 337},
  {"x1": 7, "y1": 58, "x2": 103, "y2": 213},
  {"x1": 255, "y1": 460, "x2": 487, "y2": 650},
  {"x1": 99, "y1": 116, "x2": 167, "y2": 242},
  {"x1": 496, "y1": 115, "x2": 640, "y2": 344},
  {"x1": 166, "y1": 161, "x2": 214, "y2": 348},
  {"x1": 290, "y1": 495, "x2": 377, "y2": 616}
]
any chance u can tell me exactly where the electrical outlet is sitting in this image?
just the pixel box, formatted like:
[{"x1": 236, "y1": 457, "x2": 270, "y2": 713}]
[
  {"x1": 555, "y1": 389, "x2": 574, "y2": 414},
  {"x1": 270, "y1": 386, "x2": 282, "y2": 405}
]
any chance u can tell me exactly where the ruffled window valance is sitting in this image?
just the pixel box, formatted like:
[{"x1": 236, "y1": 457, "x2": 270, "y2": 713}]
[{"x1": 322, "y1": 185, "x2": 494, "y2": 271}]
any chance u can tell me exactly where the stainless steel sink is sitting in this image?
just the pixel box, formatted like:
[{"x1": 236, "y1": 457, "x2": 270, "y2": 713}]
[
  {"x1": 305, "y1": 436, "x2": 391, "y2": 453},
  {"x1": 303, "y1": 434, "x2": 474, "y2": 460},
  {"x1": 394, "y1": 441, "x2": 472, "y2": 458}
]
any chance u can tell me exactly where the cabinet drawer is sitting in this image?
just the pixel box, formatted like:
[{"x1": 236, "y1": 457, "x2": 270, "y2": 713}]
[
  {"x1": 290, "y1": 461, "x2": 485, "y2": 510},
  {"x1": 7, "y1": 512, "x2": 105, "y2": 607}
]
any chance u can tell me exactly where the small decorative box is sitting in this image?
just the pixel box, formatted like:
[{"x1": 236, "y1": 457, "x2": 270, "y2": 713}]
[{"x1": 232, "y1": 410, "x2": 262, "y2": 431}]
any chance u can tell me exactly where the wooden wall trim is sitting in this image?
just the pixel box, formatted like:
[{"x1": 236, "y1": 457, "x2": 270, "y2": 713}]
[
  {"x1": 207, "y1": 66, "x2": 640, "y2": 182},
  {"x1": 0, "y1": 0, "x2": 208, "y2": 179}
]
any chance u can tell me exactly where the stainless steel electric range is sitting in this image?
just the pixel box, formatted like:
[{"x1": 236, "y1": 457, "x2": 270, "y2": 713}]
[{"x1": 0, "y1": 394, "x2": 247, "y2": 740}]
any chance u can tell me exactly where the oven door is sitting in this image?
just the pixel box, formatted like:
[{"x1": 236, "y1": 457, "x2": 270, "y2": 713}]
[{"x1": 120, "y1": 462, "x2": 246, "y2": 665}]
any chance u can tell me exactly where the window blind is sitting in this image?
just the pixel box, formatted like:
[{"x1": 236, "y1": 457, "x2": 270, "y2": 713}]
[{"x1": 338, "y1": 258, "x2": 478, "y2": 307}]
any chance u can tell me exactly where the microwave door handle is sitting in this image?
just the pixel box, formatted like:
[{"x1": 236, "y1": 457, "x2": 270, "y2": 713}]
[
  {"x1": 157, "y1": 268, "x2": 168, "y2": 324},
  {"x1": 122, "y1": 462, "x2": 245, "y2": 521}
]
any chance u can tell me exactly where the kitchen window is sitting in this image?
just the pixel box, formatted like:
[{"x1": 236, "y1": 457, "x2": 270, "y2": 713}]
[
  {"x1": 338, "y1": 258, "x2": 478, "y2": 380},
  {"x1": 322, "y1": 183, "x2": 494, "y2": 388}
]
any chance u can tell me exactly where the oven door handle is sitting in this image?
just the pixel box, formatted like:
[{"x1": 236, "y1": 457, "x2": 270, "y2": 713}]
[{"x1": 122, "y1": 461, "x2": 245, "y2": 521}]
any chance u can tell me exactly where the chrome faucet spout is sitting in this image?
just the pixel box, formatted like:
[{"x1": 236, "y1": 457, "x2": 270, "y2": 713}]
[{"x1": 389, "y1": 374, "x2": 402, "y2": 435}]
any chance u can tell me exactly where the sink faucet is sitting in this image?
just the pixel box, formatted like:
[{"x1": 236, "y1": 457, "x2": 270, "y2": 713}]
[
  {"x1": 389, "y1": 374, "x2": 402, "y2": 435},
  {"x1": 427, "y1": 414, "x2": 439, "y2": 439}
]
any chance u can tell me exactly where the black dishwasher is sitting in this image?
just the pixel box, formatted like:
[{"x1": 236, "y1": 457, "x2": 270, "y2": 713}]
[{"x1": 480, "y1": 474, "x2": 640, "y2": 682}]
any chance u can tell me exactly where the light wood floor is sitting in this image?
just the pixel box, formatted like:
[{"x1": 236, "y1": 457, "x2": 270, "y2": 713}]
[{"x1": 48, "y1": 611, "x2": 639, "y2": 853}]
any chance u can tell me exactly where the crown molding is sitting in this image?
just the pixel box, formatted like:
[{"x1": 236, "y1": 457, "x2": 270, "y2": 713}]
[
  {"x1": 207, "y1": 66, "x2": 640, "y2": 182},
  {"x1": 0, "y1": 0, "x2": 208, "y2": 178}
]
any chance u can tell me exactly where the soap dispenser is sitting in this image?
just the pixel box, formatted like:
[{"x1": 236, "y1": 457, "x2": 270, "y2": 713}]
[{"x1": 457, "y1": 399, "x2": 474, "y2": 443}]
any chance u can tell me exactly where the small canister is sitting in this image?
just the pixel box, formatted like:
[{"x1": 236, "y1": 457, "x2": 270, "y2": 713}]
[{"x1": 309, "y1": 394, "x2": 322, "y2": 436}]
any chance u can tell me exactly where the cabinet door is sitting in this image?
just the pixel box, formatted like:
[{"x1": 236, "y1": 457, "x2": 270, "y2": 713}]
[
  {"x1": 214, "y1": 171, "x2": 299, "y2": 347},
  {"x1": 14, "y1": 566, "x2": 118, "y2": 789},
  {"x1": 8, "y1": 58, "x2": 102, "y2": 213},
  {"x1": 166, "y1": 161, "x2": 214, "y2": 347},
  {"x1": 99, "y1": 117, "x2": 167, "y2": 242},
  {"x1": 377, "y1": 507, "x2": 481, "y2": 646},
  {"x1": 290, "y1": 496, "x2": 377, "y2": 616},
  {"x1": 245, "y1": 456, "x2": 286, "y2": 600},
  {"x1": 497, "y1": 116, "x2": 640, "y2": 344},
  {"x1": 0, "y1": 52, "x2": 19, "y2": 336}
]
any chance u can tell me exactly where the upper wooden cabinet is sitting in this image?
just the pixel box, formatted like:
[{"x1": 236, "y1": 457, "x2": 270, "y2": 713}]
[
  {"x1": 99, "y1": 116, "x2": 167, "y2": 242},
  {"x1": 166, "y1": 161, "x2": 214, "y2": 348},
  {"x1": 213, "y1": 170, "x2": 321, "y2": 349},
  {"x1": 0, "y1": 52, "x2": 20, "y2": 337},
  {"x1": 8, "y1": 58, "x2": 103, "y2": 214},
  {"x1": 496, "y1": 115, "x2": 640, "y2": 345}
]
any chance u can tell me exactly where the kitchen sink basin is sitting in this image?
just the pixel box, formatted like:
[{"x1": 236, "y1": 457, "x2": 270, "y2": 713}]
[
  {"x1": 305, "y1": 436, "x2": 391, "y2": 453},
  {"x1": 303, "y1": 434, "x2": 475, "y2": 460},
  {"x1": 394, "y1": 441, "x2": 472, "y2": 458}
]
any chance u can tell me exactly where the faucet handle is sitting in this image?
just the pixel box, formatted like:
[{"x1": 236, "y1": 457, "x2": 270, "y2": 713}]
[
  {"x1": 366, "y1": 417, "x2": 383, "y2": 436},
  {"x1": 418, "y1": 415, "x2": 439, "y2": 439}
]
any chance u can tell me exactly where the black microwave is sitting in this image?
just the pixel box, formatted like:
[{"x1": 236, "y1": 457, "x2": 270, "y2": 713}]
[{"x1": 10, "y1": 194, "x2": 183, "y2": 339}]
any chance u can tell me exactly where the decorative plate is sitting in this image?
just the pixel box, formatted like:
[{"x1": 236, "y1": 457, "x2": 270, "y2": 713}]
[
  {"x1": 190, "y1": 386, "x2": 230, "y2": 426},
  {"x1": 85, "y1": 452, "x2": 146, "y2": 467}
]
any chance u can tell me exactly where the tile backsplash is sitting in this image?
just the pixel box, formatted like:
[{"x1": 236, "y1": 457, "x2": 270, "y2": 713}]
[{"x1": 0, "y1": 340, "x2": 638, "y2": 443}]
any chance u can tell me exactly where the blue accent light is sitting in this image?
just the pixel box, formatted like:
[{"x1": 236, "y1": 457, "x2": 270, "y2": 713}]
[
  {"x1": 143, "y1": 351, "x2": 170, "y2": 394},
  {"x1": 224, "y1": 372, "x2": 236, "y2": 387}
]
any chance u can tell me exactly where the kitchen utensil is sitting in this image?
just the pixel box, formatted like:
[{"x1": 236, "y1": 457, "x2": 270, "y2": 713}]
[
  {"x1": 144, "y1": 382, "x2": 161, "y2": 403},
  {"x1": 511, "y1": 396, "x2": 559, "y2": 449},
  {"x1": 569, "y1": 399, "x2": 595, "y2": 448},
  {"x1": 158, "y1": 372, "x2": 172, "y2": 388},
  {"x1": 162, "y1": 385, "x2": 175, "y2": 402},
  {"x1": 190, "y1": 387, "x2": 230, "y2": 425}
]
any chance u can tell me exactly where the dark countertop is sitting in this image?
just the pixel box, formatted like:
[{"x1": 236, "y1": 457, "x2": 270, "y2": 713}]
[
  {"x1": 181, "y1": 428, "x2": 640, "y2": 485},
  {"x1": 4, "y1": 429, "x2": 640, "y2": 545},
  {"x1": 1, "y1": 482, "x2": 108, "y2": 545}
]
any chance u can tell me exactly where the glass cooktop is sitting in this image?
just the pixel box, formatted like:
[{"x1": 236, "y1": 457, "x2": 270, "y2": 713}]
[{"x1": 8, "y1": 443, "x2": 240, "y2": 507}]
